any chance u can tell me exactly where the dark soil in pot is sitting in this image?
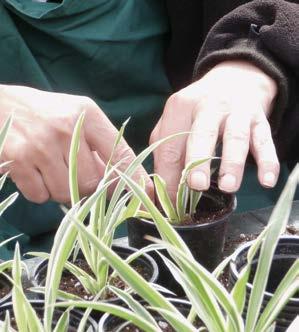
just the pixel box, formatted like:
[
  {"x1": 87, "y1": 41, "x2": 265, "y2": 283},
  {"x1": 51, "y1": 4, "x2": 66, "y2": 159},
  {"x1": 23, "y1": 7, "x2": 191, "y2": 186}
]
[
  {"x1": 58, "y1": 257, "x2": 151, "y2": 301},
  {"x1": 0, "y1": 274, "x2": 12, "y2": 306},
  {"x1": 127, "y1": 184, "x2": 236, "y2": 294},
  {"x1": 33, "y1": 245, "x2": 158, "y2": 303},
  {"x1": 0, "y1": 300, "x2": 98, "y2": 331},
  {"x1": 99, "y1": 298, "x2": 203, "y2": 332},
  {"x1": 229, "y1": 236, "x2": 299, "y2": 331}
]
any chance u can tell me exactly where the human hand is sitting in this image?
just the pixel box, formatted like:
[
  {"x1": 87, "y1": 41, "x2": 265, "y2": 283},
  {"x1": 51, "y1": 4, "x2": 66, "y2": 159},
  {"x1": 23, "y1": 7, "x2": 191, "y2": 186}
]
[
  {"x1": 0, "y1": 85, "x2": 152, "y2": 203},
  {"x1": 150, "y1": 60, "x2": 279, "y2": 202}
]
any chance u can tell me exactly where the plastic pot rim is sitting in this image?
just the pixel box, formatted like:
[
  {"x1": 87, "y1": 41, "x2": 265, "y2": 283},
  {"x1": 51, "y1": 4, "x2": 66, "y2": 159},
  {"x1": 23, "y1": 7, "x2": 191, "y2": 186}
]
[
  {"x1": 32, "y1": 244, "x2": 159, "y2": 302},
  {"x1": 98, "y1": 298, "x2": 192, "y2": 330},
  {"x1": 230, "y1": 235, "x2": 299, "y2": 302},
  {"x1": 0, "y1": 299, "x2": 98, "y2": 329}
]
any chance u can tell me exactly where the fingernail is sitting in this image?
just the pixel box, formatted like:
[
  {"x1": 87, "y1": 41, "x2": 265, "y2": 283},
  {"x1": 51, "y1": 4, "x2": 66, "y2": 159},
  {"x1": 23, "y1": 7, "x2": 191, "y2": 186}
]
[
  {"x1": 190, "y1": 171, "x2": 208, "y2": 190},
  {"x1": 219, "y1": 174, "x2": 237, "y2": 192},
  {"x1": 263, "y1": 172, "x2": 276, "y2": 187}
]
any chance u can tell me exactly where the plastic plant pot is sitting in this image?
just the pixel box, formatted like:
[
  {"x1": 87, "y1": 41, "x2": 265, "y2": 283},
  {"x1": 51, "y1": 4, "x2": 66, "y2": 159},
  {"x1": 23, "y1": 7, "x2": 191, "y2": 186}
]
[
  {"x1": 0, "y1": 300, "x2": 98, "y2": 331},
  {"x1": 32, "y1": 244, "x2": 159, "y2": 318},
  {"x1": 229, "y1": 236, "x2": 299, "y2": 332},
  {"x1": 127, "y1": 184, "x2": 236, "y2": 293},
  {"x1": 98, "y1": 298, "x2": 193, "y2": 331}
]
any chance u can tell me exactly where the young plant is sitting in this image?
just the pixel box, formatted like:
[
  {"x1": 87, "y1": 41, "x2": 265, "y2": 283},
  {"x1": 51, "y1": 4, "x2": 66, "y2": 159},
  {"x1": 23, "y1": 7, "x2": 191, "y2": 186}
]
[
  {"x1": 0, "y1": 243, "x2": 96, "y2": 332},
  {"x1": 58, "y1": 163, "x2": 299, "y2": 332},
  {"x1": 137, "y1": 158, "x2": 212, "y2": 225}
]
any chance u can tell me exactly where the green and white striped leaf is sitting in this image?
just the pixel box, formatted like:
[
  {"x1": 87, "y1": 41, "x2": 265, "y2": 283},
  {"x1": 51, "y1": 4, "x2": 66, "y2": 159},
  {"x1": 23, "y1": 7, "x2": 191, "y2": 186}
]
[
  {"x1": 153, "y1": 174, "x2": 178, "y2": 223},
  {"x1": 56, "y1": 301, "x2": 161, "y2": 332},
  {"x1": 245, "y1": 164, "x2": 299, "y2": 332}
]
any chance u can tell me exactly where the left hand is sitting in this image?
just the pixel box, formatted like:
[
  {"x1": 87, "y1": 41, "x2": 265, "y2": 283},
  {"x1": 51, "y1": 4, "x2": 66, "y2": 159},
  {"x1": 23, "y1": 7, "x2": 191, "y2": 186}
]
[{"x1": 150, "y1": 60, "x2": 279, "y2": 203}]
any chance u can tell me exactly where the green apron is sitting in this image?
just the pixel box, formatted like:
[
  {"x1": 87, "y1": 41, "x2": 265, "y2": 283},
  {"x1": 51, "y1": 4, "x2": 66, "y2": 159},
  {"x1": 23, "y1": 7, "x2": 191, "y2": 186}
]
[
  {"x1": 0, "y1": 0, "x2": 171, "y2": 258},
  {"x1": 0, "y1": 0, "x2": 294, "y2": 259}
]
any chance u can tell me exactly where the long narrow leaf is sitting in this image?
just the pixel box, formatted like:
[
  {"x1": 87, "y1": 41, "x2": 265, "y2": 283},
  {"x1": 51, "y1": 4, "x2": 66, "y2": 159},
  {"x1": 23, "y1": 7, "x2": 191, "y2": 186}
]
[
  {"x1": 159, "y1": 253, "x2": 225, "y2": 332},
  {"x1": 11, "y1": 244, "x2": 43, "y2": 332},
  {"x1": 72, "y1": 220, "x2": 192, "y2": 330},
  {"x1": 245, "y1": 165, "x2": 299, "y2": 332},
  {"x1": 106, "y1": 132, "x2": 191, "y2": 222},
  {"x1": 56, "y1": 301, "x2": 161, "y2": 332},
  {"x1": 0, "y1": 115, "x2": 13, "y2": 155},
  {"x1": 153, "y1": 174, "x2": 178, "y2": 222},
  {"x1": 109, "y1": 286, "x2": 161, "y2": 330},
  {"x1": 44, "y1": 176, "x2": 120, "y2": 330},
  {"x1": 69, "y1": 112, "x2": 85, "y2": 206},
  {"x1": 53, "y1": 309, "x2": 70, "y2": 332},
  {"x1": 0, "y1": 172, "x2": 9, "y2": 191},
  {"x1": 176, "y1": 158, "x2": 211, "y2": 220},
  {"x1": 255, "y1": 260, "x2": 299, "y2": 331},
  {"x1": 0, "y1": 193, "x2": 19, "y2": 216},
  {"x1": 116, "y1": 171, "x2": 192, "y2": 256},
  {"x1": 157, "y1": 240, "x2": 244, "y2": 332}
]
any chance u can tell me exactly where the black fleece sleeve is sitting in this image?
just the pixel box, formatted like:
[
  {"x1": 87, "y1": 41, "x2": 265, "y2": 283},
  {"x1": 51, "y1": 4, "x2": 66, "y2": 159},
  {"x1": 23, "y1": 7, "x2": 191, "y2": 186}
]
[{"x1": 193, "y1": 0, "x2": 299, "y2": 140}]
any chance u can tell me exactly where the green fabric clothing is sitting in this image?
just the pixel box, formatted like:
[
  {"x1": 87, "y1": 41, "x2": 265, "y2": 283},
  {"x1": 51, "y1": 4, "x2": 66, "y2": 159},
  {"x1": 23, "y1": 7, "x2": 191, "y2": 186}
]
[
  {"x1": 0, "y1": 0, "x2": 171, "y2": 258},
  {"x1": 0, "y1": 0, "x2": 294, "y2": 259}
]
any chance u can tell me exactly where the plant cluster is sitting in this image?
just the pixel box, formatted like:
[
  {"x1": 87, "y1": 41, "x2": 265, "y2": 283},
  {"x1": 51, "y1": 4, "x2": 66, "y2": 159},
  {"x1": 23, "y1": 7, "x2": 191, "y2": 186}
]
[{"x1": 0, "y1": 114, "x2": 297, "y2": 331}]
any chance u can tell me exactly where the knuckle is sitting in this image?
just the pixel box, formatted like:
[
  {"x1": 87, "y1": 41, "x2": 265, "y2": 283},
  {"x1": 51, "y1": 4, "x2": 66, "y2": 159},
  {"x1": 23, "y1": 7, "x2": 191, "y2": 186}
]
[
  {"x1": 12, "y1": 143, "x2": 32, "y2": 163},
  {"x1": 166, "y1": 93, "x2": 181, "y2": 108},
  {"x1": 158, "y1": 145, "x2": 183, "y2": 166},
  {"x1": 80, "y1": 178, "x2": 99, "y2": 197},
  {"x1": 149, "y1": 126, "x2": 159, "y2": 145},
  {"x1": 79, "y1": 96, "x2": 97, "y2": 112},
  {"x1": 260, "y1": 159, "x2": 280, "y2": 171},
  {"x1": 194, "y1": 128, "x2": 219, "y2": 140},
  {"x1": 25, "y1": 189, "x2": 49, "y2": 204},
  {"x1": 149, "y1": 132, "x2": 156, "y2": 145},
  {"x1": 221, "y1": 159, "x2": 244, "y2": 169},
  {"x1": 254, "y1": 135, "x2": 272, "y2": 152},
  {"x1": 32, "y1": 192, "x2": 50, "y2": 204},
  {"x1": 224, "y1": 129, "x2": 249, "y2": 143},
  {"x1": 47, "y1": 116, "x2": 77, "y2": 141},
  {"x1": 165, "y1": 92, "x2": 190, "y2": 113},
  {"x1": 51, "y1": 192, "x2": 69, "y2": 203},
  {"x1": 113, "y1": 145, "x2": 135, "y2": 165}
]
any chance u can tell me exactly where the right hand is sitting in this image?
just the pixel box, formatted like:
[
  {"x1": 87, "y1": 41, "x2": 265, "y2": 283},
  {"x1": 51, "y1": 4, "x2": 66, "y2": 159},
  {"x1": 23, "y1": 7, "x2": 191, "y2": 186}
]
[{"x1": 0, "y1": 85, "x2": 152, "y2": 203}]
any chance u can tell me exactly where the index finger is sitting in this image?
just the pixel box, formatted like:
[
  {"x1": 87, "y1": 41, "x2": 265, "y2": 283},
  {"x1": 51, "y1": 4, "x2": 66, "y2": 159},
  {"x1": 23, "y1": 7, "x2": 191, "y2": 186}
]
[
  {"x1": 84, "y1": 105, "x2": 154, "y2": 198},
  {"x1": 186, "y1": 108, "x2": 222, "y2": 191},
  {"x1": 153, "y1": 95, "x2": 193, "y2": 203}
]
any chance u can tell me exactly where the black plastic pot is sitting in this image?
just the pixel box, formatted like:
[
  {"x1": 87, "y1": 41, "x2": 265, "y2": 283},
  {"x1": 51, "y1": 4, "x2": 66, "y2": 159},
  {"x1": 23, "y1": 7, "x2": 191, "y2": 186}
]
[
  {"x1": 0, "y1": 300, "x2": 98, "y2": 331},
  {"x1": 229, "y1": 236, "x2": 299, "y2": 332},
  {"x1": 128, "y1": 185, "x2": 236, "y2": 293},
  {"x1": 0, "y1": 274, "x2": 12, "y2": 306},
  {"x1": 99, "y1": 298, "x2": 192, "y2": 331},
  {"x1": 32, "y1": 244, "x2": 159, "y2": 319}
]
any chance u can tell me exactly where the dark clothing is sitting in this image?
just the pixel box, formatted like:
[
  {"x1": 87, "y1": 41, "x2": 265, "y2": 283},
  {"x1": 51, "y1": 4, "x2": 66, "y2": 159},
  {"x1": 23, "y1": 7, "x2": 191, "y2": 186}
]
[{"x1": 165, "y1": 0, "x2": 299, "y2": 162}]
